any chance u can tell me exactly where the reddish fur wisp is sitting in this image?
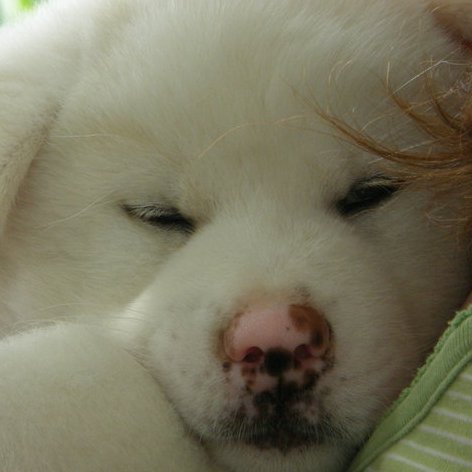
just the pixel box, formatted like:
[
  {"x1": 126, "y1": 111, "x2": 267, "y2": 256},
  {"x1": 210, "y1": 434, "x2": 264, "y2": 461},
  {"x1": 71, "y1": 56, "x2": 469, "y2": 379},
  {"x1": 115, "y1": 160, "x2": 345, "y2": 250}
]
[{"x1": 315, "y1": 70, "x2": 472, "y2": 234}]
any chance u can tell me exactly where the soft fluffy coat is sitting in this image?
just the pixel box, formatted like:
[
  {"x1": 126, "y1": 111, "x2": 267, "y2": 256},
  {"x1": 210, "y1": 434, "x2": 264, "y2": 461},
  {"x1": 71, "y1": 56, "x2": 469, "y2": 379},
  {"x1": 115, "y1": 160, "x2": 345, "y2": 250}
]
[{"x1": 0, "y1": 1, "x2": 471, "y2": 471}]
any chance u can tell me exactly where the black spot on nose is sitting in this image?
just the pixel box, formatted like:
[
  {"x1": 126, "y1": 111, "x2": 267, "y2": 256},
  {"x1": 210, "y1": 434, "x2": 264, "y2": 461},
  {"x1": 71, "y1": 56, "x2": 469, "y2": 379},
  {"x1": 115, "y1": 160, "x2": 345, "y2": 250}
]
[
  {"x1": 264, "y1": 348, "x2": 292, "y2": 377},
  {"x1": 311, "y1": 330, "x2": 323, "y2": 347}
]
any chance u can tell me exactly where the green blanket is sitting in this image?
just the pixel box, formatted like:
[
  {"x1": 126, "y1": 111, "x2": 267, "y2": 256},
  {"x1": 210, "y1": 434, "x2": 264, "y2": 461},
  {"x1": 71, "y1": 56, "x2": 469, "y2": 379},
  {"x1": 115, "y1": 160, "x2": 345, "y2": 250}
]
[{"x1": 349, "y1": 306, "x2": 472, "y2": 471}]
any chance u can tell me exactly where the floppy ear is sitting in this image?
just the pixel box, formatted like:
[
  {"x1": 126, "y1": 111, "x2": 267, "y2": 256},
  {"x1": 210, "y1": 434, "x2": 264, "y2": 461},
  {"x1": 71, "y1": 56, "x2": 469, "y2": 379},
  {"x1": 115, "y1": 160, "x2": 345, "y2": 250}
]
[
  {"x1": 430, "y1": 0, "x2": 472, "y2": 45},
  {"x1": 0, "y1": 3, "x2": 81, "y2": 235}
]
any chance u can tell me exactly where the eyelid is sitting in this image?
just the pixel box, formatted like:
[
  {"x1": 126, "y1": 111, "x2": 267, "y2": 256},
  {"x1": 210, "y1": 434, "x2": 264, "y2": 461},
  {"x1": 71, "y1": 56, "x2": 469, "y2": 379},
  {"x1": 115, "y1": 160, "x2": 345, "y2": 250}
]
[
  {"x1": 355, "y1": 174, "x2": 399, "y2": 188},
  {"x1": 347, "y1": 175, "x2": 403, "y2": 197},
  {"x1": 336, "y1": 174, "x2": 401, "y2": 216},
  {"x1": 122, "y1": 204, "x2": 195, "y2": 233},
  {"x1": 123, "y1": 204, "x2": 177, "y2": 220}
]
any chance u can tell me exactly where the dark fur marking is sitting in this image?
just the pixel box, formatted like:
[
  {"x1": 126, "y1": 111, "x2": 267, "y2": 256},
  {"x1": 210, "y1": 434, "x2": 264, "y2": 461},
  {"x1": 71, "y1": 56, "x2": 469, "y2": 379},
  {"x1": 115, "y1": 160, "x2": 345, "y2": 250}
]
[
  {"x1": 219, "y1": 327, "x2": 338, "y2": 452},
  {"x1": 303, "y1": 370, "x2": 318, "y2": 389},
  {"x1": 264, "y1": 348, "x2": 293, "y2": 377},
  {"x1": 311, "y1": 330, "x2": 323, "y2": 347},
  {"x1": 219, "y1": 406, "x2": 344, "y2": 452}
]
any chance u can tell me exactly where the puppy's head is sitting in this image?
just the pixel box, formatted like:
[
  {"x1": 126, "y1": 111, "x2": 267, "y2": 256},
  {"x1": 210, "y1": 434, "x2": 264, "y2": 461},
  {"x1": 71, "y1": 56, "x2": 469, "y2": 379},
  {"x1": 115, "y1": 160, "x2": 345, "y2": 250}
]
[{"x1": 0, "y1": 1, "x2": 471, "y2": 471}]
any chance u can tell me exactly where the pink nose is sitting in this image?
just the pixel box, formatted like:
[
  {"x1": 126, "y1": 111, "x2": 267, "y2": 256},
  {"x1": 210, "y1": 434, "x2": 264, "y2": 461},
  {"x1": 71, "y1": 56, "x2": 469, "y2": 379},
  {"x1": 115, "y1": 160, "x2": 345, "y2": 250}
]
[{"x1": 223, "y1": 303, "x2": 331, "y2": 365}]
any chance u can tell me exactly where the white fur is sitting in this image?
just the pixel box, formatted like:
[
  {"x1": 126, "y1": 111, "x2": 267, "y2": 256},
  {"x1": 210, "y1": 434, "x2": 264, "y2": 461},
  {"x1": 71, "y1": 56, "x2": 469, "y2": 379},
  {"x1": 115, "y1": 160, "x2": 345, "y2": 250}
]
[
  {"x1": 0, "y1": 1, "x2": 471, "y2": 471},
  {"x1": 0, "y1": 324, "x2": 220, "y2": 472}
]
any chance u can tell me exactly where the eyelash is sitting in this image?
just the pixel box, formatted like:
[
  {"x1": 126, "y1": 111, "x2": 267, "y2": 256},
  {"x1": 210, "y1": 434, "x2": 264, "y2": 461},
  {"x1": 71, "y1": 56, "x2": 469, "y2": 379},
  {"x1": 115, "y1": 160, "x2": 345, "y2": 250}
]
[
  {"x1": 123, "y1": 204, "x2": 195, "y2": 233},
  {"x1": 336, "y1": 177, "x2": 401, "y2": 217}
]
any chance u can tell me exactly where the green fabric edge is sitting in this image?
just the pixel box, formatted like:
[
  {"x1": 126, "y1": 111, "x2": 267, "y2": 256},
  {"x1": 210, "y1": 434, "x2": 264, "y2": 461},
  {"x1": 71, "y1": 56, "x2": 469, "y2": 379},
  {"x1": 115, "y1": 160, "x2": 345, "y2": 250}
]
[
  {"x1": 347, "y1": 305, "x2": 472, "y2": 472},
  {"x1": 19, "y1": 0, "x2": 34, "y2": 10}
]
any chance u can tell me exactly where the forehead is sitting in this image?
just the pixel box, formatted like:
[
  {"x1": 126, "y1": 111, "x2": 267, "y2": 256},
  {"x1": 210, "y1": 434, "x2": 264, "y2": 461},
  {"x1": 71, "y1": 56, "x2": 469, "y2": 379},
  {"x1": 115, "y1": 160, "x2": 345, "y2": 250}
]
[
  {"x1": 51, "y1": 1, "x2": 423, "y2": 211},
  {"x1": 55, "y1": 88, "x2": 365, "y2": 218},
  {"x1": 175, "y1": 124, "x2": 362, "y2": 218},
  {"x1": 67, "y1": 0, "x2": 398, "y2": 139}
]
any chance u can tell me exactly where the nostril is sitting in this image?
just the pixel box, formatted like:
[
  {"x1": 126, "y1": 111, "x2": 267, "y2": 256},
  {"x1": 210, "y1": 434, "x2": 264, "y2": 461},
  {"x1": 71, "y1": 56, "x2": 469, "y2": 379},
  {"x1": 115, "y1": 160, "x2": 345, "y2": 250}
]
[
  {"x1": 222, "y1": 303, "x2": 332, "y2": 365},
  {"x1": 242, "y1": 346, "x2": 264, "y2": 364},
  {"x1": 294, "y1": 343, "x2": 313, "y2": 361}
]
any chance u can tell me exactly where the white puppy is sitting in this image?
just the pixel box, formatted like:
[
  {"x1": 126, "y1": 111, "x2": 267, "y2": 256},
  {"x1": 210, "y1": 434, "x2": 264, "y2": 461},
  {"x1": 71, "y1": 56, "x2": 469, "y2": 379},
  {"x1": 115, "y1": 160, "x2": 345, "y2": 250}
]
[{"x1": 0, "y1": 1, "x2": 471, "y2": 471}]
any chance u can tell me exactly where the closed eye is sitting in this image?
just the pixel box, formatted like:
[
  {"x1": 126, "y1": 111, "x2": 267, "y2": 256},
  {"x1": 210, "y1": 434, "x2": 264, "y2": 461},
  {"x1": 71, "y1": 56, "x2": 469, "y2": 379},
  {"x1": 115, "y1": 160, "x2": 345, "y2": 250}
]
[
  {"x1": 336, "y1": 176, "x2": 401, "y2": 217},
  {"x1": 123, "y1": 204, "x2": 195, "y2": 233}
]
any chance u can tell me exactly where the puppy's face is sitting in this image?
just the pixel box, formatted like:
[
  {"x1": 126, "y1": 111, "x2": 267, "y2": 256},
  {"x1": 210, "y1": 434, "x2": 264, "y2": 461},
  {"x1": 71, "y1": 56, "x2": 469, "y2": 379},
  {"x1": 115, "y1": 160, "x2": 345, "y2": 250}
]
[
  {"x1": 124, "y1": 133, "x2": 467, "y2": 472},
  {"x1": 1, "y1": 2, "x2": 471, "y2": 471}
]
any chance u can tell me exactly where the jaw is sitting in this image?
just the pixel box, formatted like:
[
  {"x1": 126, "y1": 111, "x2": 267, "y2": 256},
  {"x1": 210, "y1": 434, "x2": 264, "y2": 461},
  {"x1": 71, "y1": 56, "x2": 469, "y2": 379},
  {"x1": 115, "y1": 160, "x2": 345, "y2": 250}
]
[
  {"x1": 208, "y1": 440, "x2": 354, "y2": 472},
  {"x1": 192, "y1": 385, "x2": 366, "y2": 472}
]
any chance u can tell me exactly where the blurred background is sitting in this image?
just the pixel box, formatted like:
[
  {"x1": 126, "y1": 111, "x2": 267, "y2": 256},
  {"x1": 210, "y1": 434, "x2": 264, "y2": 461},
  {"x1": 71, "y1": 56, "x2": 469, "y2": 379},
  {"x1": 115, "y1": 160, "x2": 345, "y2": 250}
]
[{"x1": 0, "y1": 0, "x2": 42, "y2": 23}]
